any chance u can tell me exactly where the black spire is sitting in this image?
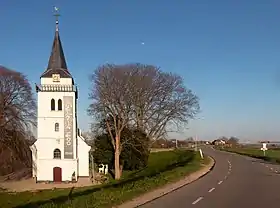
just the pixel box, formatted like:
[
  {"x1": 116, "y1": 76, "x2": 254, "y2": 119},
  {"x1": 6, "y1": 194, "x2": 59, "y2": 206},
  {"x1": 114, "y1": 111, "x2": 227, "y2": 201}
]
[{"x1": 41, "y1": 7, "x2": 72, "y2": 79}]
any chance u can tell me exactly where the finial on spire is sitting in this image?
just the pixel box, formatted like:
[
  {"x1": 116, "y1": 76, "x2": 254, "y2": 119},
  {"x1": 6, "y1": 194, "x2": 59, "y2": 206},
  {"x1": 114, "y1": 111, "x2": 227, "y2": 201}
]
[{"x1": 53, "y1": 6, "x2": 60, "y2": 31}]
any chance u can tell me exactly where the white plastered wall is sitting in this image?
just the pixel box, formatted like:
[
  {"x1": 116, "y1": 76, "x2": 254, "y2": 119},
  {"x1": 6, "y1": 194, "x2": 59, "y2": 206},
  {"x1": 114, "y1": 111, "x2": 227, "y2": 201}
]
[
  {"x1": 36, "y1": 159, "x2": 78, "y2": 181},
  {"x1": 32, "y1": 76, "x2": 90, "y2": 181},
  {"x1": 77, "y1": 136, "x2": 91, "y2": 177}
]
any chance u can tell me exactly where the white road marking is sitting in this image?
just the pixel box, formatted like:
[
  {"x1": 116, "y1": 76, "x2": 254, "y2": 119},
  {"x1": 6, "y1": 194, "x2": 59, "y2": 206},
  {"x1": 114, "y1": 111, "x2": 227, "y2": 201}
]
[
  {"x1": 192, "y1": 197, "x2": 203, "y2": 205},
  {"x1": 208, "y1": 188, "x2": 215, "y2": 192},
  {"x1": 218, "y1": 180, "x2": 223, "y2": 185},
  {"x1": 228, "y1": 160, "x2": 232, "y2": 172},
  {"x1": 224, "y1": 176, "x2": 227, "y2": 179}
]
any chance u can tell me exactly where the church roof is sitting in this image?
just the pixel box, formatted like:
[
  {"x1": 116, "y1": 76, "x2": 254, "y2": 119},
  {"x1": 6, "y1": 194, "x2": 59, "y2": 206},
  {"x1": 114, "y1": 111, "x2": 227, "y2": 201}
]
[{"x1": 40, "y1": 17, "x2": 73, "y2": 79}]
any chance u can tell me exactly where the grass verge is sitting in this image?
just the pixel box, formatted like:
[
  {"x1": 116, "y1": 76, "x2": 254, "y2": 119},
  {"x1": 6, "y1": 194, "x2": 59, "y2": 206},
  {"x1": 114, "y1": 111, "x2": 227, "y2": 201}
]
[
  {"x1": 0, "y1": 150, "x2": 209, "y2": 208},
  {"x1": 218, "y1": 147, "x2": 280, "y2": 164}
]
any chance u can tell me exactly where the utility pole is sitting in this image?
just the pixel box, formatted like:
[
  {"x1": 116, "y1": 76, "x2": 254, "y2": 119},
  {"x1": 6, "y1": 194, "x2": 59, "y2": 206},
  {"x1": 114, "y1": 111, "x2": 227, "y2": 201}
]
[{"x1": 195, "y1": 135, "x2": 198, "y2": 151}]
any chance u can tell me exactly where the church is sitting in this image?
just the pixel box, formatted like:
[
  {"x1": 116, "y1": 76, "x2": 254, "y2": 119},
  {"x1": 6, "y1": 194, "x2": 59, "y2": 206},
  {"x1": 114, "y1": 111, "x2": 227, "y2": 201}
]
[{"x1": 30, "y1": 13, "x2": 91, "y2": 182}]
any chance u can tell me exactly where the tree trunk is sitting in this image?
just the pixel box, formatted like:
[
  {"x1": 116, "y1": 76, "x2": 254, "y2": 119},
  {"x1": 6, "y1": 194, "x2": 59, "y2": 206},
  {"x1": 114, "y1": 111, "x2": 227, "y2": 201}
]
[{"x1": 114, "y1": 135, "x2": 121, "y2": 180}]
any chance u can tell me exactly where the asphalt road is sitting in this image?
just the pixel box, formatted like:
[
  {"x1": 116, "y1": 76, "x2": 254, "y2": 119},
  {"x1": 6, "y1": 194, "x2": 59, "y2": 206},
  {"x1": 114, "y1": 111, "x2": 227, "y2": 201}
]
[{"x1": 139, "y1": 146, "x2": 280, "y2": 208}]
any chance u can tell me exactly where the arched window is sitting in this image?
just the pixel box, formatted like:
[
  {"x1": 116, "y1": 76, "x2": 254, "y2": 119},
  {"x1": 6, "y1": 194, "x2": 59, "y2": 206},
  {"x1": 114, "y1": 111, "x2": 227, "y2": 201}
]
[
  {"x1": 53, "y1": 148, "x2": 61, "y2": 159},
  {"x1": 55, "y1": 123, "x2": 59, "y2": 132},
  {"x1": 58, "y1": 99, "x2": 62, "y2": 111},
  {"x1": 51, "y1": 99, "x2": 55, "y2": 111}
]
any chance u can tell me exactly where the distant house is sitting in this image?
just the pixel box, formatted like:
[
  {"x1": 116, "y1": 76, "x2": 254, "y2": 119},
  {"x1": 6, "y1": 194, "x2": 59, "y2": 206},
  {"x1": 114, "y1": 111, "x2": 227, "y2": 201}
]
[{"x1": 212, "y1": 139, "x2": 226, "y2": 146}]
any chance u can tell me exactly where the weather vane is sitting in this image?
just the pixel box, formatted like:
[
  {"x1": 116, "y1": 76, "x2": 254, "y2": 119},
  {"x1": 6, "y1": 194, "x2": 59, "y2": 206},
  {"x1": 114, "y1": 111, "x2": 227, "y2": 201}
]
[{"x1": 53, "y1": 6, "x2": 60, "y2": 31}]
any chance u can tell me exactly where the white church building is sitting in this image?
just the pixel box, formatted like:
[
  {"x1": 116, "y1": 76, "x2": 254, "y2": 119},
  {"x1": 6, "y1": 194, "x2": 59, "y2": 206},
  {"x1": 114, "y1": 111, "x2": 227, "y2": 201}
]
[{"x1": 30, "y1": 15, "x2": 91, "y2": 183}]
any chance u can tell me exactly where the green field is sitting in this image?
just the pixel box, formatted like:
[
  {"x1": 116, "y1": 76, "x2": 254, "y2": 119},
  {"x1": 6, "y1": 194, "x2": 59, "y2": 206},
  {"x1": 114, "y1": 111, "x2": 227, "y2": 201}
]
[
  {"x1": 220, "y1": 147, "x2": 280, "y2": 163},
  {"x1": 0, "y1": 150, "x2": 209, "y2": 208}
]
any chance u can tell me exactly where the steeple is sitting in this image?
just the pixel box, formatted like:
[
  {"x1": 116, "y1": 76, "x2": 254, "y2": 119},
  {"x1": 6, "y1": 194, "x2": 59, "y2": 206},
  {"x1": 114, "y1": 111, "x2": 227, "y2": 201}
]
[{"x1": 41, "y1": 7, "x2": 72, "y2": 79}]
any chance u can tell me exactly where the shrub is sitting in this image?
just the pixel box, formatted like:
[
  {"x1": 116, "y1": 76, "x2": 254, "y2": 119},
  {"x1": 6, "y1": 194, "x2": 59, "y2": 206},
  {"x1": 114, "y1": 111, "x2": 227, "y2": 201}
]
[{"x1": 92, "y1": 128, "x2": 150, "y2": 172}]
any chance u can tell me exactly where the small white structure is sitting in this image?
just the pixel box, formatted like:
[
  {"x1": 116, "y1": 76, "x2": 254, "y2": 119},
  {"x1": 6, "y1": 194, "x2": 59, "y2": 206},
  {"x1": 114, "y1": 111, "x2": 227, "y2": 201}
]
[{"x1": 30, "y1": 15, "x2": 91, "y2": 182}]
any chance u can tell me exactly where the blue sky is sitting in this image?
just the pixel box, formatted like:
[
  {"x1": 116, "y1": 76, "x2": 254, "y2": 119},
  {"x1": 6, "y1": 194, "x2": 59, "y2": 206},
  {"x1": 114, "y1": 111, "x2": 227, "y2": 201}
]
[{"x1": 1, "y1": 0, "x2": 280, "y2": 142}]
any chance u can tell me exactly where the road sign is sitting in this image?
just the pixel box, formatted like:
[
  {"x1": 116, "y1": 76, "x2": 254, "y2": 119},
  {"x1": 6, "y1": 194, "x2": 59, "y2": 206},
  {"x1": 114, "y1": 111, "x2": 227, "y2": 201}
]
[
  {"x1": 261, "y1": 143, "x2": 267, "y2": 150},
  {"x1": 261, "y1": 143, "x2": 268, "y2": 156}
]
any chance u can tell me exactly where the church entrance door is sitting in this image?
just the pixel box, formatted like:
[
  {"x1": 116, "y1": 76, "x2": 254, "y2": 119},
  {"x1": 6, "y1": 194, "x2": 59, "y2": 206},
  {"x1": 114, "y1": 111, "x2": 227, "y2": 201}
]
[{"x1": 53, "y1": 167, "x2": 62, "y2": 182}]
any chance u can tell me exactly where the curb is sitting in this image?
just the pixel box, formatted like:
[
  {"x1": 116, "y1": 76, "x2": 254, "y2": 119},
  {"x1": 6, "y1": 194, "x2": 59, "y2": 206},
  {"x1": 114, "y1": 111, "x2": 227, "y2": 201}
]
[{"x1": 116, "y1": 156, "x2": 216, "y2": 208}]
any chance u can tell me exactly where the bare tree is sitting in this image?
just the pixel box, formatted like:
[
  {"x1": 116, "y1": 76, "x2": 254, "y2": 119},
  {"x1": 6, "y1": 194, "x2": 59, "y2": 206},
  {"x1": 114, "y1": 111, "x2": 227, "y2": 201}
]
[
  {"x1": 88, "y1": 63, "x2": 200, "y2": 179},
  {"x1": 81, "y1": 131, "x2": 95, "y2": 147},
  {"x1": 228, "y1": 137, "x2": 239, "y2": 146},
  {"x1": 0, "y1": 66, "x2": 36, "y2": 133},
  {"x1": 0, "y1": 66, "x2": 36, "y2": 176},
  {"x1": 186, "y1": 137, "x2": 194, "y2": 142},
  {"x1": 88, "y1": 64, "x2": 134, "y2": 179},
  {"x1": 81, "y1": 131, "x2": 94, "y2": 140},
  {"x1": 127, "y1": 64, "x2": 200, "y2": 142}
]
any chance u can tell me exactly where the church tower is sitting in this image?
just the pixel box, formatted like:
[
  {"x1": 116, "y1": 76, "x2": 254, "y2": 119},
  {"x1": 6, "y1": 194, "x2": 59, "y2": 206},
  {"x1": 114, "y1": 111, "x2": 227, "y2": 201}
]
[{"x1": 31, "y1": 8, "x2": 90, "y2": 182}]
